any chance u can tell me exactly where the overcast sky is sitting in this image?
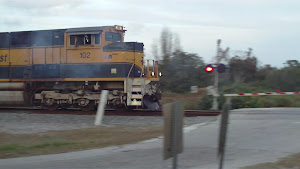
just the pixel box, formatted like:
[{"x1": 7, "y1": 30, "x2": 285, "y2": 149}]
[{"x1": 0, "y1": 0, "x2": 299, "y2": 67}]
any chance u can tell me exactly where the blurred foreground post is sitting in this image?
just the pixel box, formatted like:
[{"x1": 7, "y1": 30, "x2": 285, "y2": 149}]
[
  {"x1": 218, "y1": 97, "x2": 231, "y2": 169},
  {"x1": 94, "y1": 90, "x2": 108, "y2": 126},
  {"x1": 163, "y1": 101, "x2": 184, "y2": 169}
]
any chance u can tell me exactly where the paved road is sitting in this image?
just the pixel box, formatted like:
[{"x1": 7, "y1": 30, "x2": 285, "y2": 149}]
[{"x1": 1, "y1": 108, "x2": 300, "y2": 169}]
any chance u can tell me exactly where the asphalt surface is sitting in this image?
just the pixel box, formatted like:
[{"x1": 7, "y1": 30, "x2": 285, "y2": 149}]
[{"x1": 1, "y1": 108, "x2": 300, "y2": 169}]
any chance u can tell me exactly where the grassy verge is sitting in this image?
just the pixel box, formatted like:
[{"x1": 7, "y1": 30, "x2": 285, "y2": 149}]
[
  {"x1": 242, "y1": 153, "x2": 300, "y2": 169},
  {"x1": 219, "y1": 83, "x2": 300, "y2": 110},
  {"x1": 228, "y1": 95, "x2": 300, "y2": 109},
  {"x1": 0, "y1": 126, "x2": 162, "y2": 159}
]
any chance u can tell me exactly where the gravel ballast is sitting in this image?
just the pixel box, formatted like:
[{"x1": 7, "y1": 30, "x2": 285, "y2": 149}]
[{"x1": 0, "y1": 112, "x2": 217, "y2": 134}]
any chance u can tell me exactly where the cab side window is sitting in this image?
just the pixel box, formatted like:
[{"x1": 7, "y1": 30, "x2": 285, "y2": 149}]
[
  {"x1": 69, "y1": 34, "x2": 100, "y2": 46},
  {"x1": 70, "y1": 35, "x2": 76, "y2": 45},
  {"x1": 84, "y1": 34, "x2": 91, "y2": 45},
  {"x1": 76, "y1": 35, "x2": 84, "y2": 45}
]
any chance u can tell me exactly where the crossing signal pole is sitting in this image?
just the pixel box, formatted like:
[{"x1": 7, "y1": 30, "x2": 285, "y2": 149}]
[{"x1": 211, "y1": 39, "x2": 229, "y2": 110}]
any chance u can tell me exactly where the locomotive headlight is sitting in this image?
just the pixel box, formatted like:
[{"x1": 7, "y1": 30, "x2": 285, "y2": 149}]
[
  {"x1": 159, "y1": 72, "x2": 162, "y2": 76},
  {"x1": 114, "y1": 25, "x2": 122, "y2": 30},
  {"x1": 114, "y1": 25, "x2": 126, "y2": 31},
  {"x1": 151, "y1": 72, "x2": 155, "y2": 76}
]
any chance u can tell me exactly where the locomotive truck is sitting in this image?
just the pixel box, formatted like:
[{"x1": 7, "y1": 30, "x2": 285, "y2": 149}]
[{"x1": 0, "y1": 25, "x2": 161, "y2": 111}]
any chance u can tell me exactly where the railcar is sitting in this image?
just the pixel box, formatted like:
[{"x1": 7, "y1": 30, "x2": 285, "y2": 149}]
[{"x1": 0, "y1": 25, "x2": 161, "y2": 111}]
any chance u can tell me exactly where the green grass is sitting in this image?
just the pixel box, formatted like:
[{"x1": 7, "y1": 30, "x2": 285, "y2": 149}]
[
  {"x1": 0, "y1": 126, "x2": 163, "y2": 159},
  {"x1": 229, "y1": 95, "x2": 300, "y2": 109},
  {"x1": 0, "y1": 144, "x2": 19, "y2": 151},
  {"x1": 31, "y1": 141, "x2": 75, "y2": 149}
]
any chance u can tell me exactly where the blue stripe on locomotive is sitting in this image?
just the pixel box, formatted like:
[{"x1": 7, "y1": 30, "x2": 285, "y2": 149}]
[
  {"x1": 0, "y1": 63, "x2": 142, "y2": 79},
  {"x1": 0, "y1": 66, "x2": 9, "y2": 79}
]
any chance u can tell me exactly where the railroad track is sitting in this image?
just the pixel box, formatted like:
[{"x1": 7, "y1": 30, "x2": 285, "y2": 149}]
[{"x1": 0, "y1": 107, "x2": 221, "y2": 117}]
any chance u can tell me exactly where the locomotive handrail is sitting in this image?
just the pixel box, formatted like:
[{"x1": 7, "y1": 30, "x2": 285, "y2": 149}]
[
  {"x1": 147, "y1": 60, "x2": 150, "y2": 78},
  {"x1": 126, "y1": 63, "x2": 135, "y2": 94},
  {"x1": 127, "y1": 63, "x2": 135, "y2": 78},
  {"x1": 155, "y1": 61, "x2": 159, "y2": 78},
  {"x1": 144, "y1": 59, "x2": 159, "y2": 78}
]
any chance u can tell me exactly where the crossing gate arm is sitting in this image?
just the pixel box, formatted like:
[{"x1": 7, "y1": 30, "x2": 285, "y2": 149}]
[{"x1": 224, "y1": 92, "x2": 300, "y2": 97}]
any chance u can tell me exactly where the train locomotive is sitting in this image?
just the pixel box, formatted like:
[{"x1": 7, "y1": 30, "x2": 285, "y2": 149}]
[{"x1": 0, "y1": 25, "x2": 161, "y2": 111}]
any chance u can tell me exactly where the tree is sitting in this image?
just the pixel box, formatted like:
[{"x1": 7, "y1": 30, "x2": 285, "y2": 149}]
[
  {"x1": 151, "y1": 42, "x2": 159, "y2": 61},
  {"x1": 151, "y1": 28, "x2": 211, "y2": 93},
  {"x1": 160, "y1": 27, "x2": 173, "y2": 67},
  {"x1": 229, "y1": 56, "x2": 257, "y2": 83},
  {"x1": 285, "y1": 60, "x2": 300, "y2": 67},
  {"x1": 256, "y1": 64, "x2": 277, "y2": 81},
  {"x1": 164, "y1": 51, "x2": 210, "y2": 92},
  {"x1": 265, "y1": 61, "x2": 300, "y2": 91}
]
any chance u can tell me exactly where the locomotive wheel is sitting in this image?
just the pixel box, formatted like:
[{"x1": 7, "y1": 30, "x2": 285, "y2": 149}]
[
  {"x1": 80, "y1": 102, "x2": 95, "y2": 111},
  {"x1": 43, "y1": 103, "x2": 59, "y2": 111}
]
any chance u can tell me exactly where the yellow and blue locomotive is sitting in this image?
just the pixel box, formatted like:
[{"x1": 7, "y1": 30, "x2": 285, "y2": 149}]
[{"x1": 0, "y1": 25, "x2": 161, "y2": 111}]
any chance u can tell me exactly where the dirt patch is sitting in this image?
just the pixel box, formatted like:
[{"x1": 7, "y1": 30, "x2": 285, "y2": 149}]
[
  {"x1": 160, "y1": 93, "x2": 204, "y2": 110},
  {"x1": 242, "y1": 153, "x2": 300, "y2": 169},
  {"x1": 0, "y1": 125, "x2": 162, "y2": 159}
]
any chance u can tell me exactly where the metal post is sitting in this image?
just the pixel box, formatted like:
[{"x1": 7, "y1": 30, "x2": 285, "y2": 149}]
[
  {"x1": 212, "y1": 69, "x2": 219, "y2": 110},
  {"x1": 218, "y1": 97, "x2": 231, "y2": 169},
  {"x1": 94, "y1": 90, "x2": 108, "y2": 126},
  {"x1": 163, "y1": 102, "x2": 183, "y2": 161},
  {"x1": 171, "y1": 103, "x2": 180, "y2": 169}
]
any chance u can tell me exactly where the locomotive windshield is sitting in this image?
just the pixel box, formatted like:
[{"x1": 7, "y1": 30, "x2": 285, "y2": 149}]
[{"x1": 105, "y1": 32, "x2": 121, "y2": 42}]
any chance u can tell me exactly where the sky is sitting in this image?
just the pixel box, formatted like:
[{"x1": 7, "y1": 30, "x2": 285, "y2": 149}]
[{"x1": 0, "y1": 0, "x2": 299, "y2": 67}]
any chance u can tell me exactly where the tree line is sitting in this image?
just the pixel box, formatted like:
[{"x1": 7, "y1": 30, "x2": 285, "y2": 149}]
[
  {"x1": 151, "y1": 28, "x2": 211, "y2": 93},
  {"x1": 151, "y1": 28, "x2": 300, "y2": 94}
]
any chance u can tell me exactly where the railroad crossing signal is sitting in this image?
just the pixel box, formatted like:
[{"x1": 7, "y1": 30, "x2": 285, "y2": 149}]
[
  {"x1": 205, "y1": 64, "x2": 227, "y2": 73},
  {"x1": 217, "y1": 64, "x2": 226, "y2": 73},
  {"x1": 205, "y1": 64, "x2": 214, "y2": 73}
]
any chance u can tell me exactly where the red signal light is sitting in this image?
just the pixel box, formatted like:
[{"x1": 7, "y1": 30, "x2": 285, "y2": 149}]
[
  {"x1": 275, "y1": 90, "x2": 280, "y2": 93},
  {"x1": 205, "y1": 64, "x2": 214, "y2": 73}
]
